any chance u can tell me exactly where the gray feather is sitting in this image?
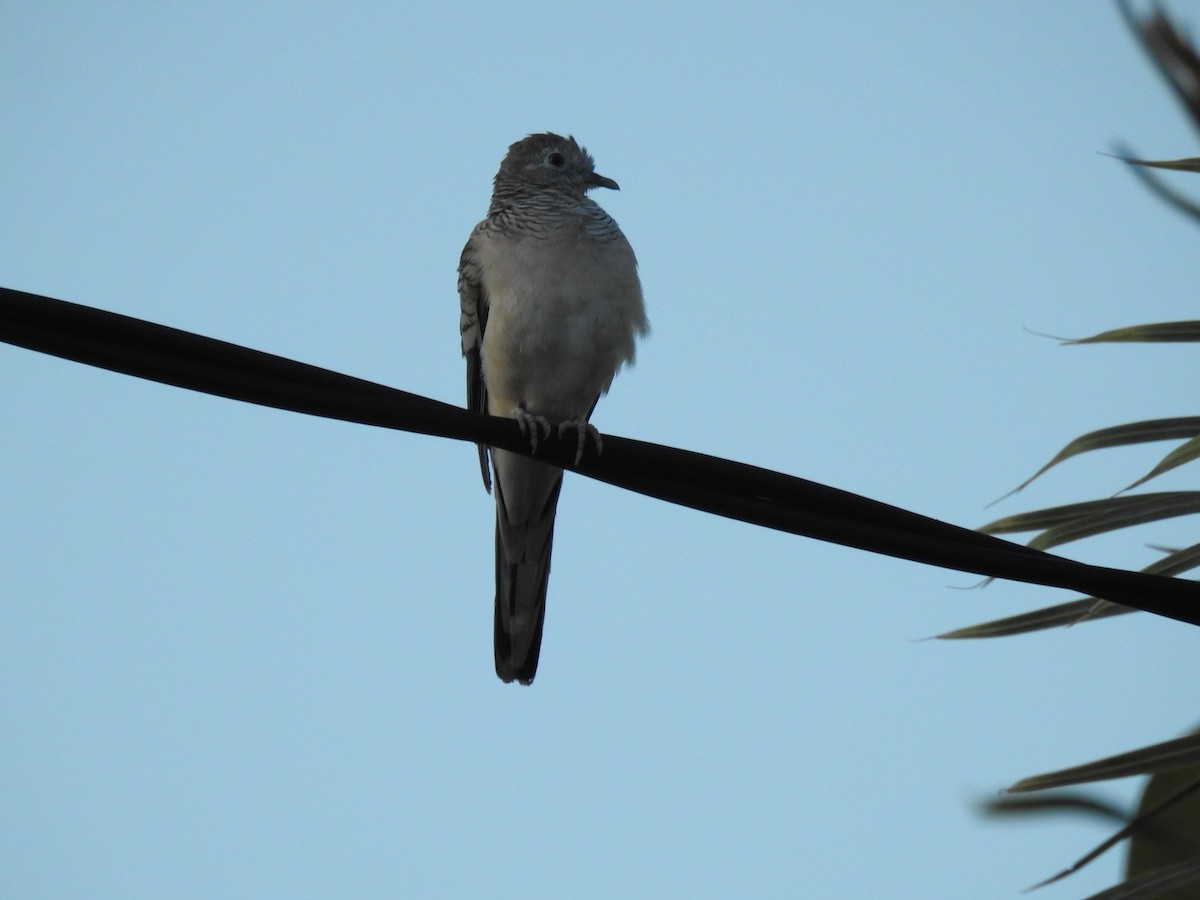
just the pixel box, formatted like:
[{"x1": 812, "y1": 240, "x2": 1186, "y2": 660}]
[{"x1": 457, "y1": 133, "x2": 647, "y2": 684}]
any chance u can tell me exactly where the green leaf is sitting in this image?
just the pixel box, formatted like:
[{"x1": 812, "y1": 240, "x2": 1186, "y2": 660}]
[
  {"x1": 980, "y1": 791, "x2": 1128, "y2": 823},
  {"x1": 1071, "y1": 541, "x2": 1200, "y2": 622},
  {"x1": 1000, "y1": 419, "x2": 1200, "y2": 498},
  {"x1": 980, "y1": 492, "x2": 1200, "y2": 552},
  {"x1": 1065, "y1": 321, "x2": 1200, "y2": 343},
  {"x1": 1147, "y1": 541, "x2": 1200, "y2": 578},
  {"x1": 1125, "y1": 762, "x2": 1200, "y2": 900},
  {"x1": 1106, "y1": 144, "x2": 1200, "y2": 224},
  {"x1": 1102, "y1": 152, "x2": 1200, "y2": 172},
  {"x1": 935, "y1": 597, "x2": 1131, "y2": 639},
  {"x1": 938, "y1": 542, "x2": 1200, "y2": 638},
  {"x1": 1009, "y1": 733, "x2": 1200, "y2": 793},
  {"x1": 980, "y1": 772, "x2": 1200, "y2": 893},
  {"x1": 1127, "y1": 434, "x2": 1200, "y2": 490},
  {"x1": 980, "y1": 789, "x2": 1190, "y2": 893},
  {"x1": 1086, "y1": 858, "x2": 1200, "y2": 900},
  {"x1": 981, "y1": 497, "x2": 1125, "y2": 535}
]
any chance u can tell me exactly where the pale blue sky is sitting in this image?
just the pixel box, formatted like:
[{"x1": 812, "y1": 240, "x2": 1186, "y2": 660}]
[{"x1": 4, "y1": 3, "x2": 1200, "y2": 897}]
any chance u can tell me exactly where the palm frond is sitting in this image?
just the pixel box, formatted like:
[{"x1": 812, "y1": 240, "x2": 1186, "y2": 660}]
[
  {"x1": 1009, "y1": 734, "x2": 1200, "y2": 793},
  {"x1": 998, "y1": 418, "x2": 1200, "y2": 500}
]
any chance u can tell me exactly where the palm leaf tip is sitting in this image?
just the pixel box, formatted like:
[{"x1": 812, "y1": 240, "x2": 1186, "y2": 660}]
[
  {"x1": 1009, "y1": 734, "x2": 1200, "y2": 794},
  {"x1": 1100, "y1": 151, "x2": 1200, "y2": 173}
]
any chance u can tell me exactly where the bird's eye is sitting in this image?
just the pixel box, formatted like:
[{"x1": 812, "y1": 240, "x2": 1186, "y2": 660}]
[{"x1": 547, "y1": 152, "x2": 565, "y2": 167}]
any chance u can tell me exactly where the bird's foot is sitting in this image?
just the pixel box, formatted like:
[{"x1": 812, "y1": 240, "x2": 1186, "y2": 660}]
[
  {"x1": 558, "y1": 418, "x2": 602, "y2": 466},
  {"x1": 514, "y1": 406, "x2": 552, "y2": 453}
]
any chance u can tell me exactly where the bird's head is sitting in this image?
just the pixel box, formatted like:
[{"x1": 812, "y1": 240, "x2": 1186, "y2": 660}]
[{"x1": 494, "y1": 133, "x2": 619, "y2": 195}]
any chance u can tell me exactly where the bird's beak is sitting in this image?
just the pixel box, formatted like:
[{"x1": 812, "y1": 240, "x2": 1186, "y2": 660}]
[{"x1": 586, "y1": 172, "x2": 620, "y2": 191}]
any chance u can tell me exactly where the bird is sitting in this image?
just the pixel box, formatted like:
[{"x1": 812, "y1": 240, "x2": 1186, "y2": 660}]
[{"x1": 458, "y1": 133, "x2": 648, "y2": 684}]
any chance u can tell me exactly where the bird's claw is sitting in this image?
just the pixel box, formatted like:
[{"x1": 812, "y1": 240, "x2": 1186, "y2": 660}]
[
  {"x1": 514, "y1": 407, "x2": 552, "y2": 453},
  {"x1": 514, "y1": 409, "x2": 601, "y2": 464},
  {"x1": 558, "y1": 419, "x2": 602, "y2": 466}
]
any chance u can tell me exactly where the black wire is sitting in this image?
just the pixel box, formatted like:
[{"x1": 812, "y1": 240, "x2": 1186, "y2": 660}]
[{"x1": 3, "y1": 285, "x2": 1199, "y2": 625}]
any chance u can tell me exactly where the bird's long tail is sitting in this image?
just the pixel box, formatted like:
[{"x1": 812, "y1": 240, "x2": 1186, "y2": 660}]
[{"x1": 491, "y1": 449, "x2": 563, "y2": 684}]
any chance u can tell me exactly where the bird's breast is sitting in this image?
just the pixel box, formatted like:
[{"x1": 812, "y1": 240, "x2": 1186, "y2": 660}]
[{"x1": 478, "y1": 229, "x2": 645, "y2": 421}]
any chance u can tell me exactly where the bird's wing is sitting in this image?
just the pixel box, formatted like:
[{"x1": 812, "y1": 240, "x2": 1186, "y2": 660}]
[{"x1": 458, "y1": 224, "x2": 492, "y2": 492}]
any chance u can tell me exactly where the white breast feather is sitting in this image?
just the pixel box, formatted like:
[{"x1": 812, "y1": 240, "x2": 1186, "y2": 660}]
[{"x1": 478, "y1": 225, "x2": 646, "y2": 422}]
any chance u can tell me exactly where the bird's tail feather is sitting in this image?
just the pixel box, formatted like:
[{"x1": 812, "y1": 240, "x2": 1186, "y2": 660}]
[{"x1": 492, "y1": 452, "x2": 563, "y2": 684}]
